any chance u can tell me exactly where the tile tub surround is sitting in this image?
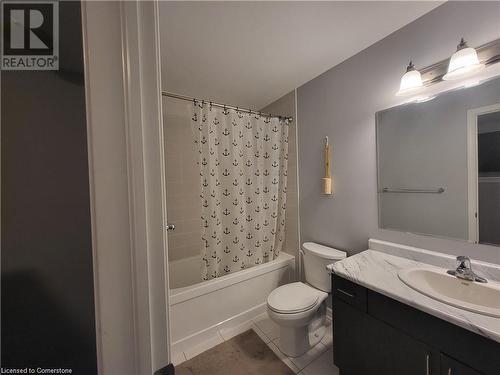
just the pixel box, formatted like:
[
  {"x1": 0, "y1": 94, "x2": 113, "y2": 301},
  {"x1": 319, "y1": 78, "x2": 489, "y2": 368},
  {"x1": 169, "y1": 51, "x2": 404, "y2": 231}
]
[
  {"x1": 163, "y1": 97, "x2": 203, "y2": 262},
  {"x1": 331, "y1": 242, "x2": 500, "y2": 343}
]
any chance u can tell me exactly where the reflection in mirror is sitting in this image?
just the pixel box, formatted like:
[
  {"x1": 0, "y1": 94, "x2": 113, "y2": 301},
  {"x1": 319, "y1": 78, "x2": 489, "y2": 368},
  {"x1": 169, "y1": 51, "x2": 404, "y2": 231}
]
[
  {"x1": 376, "y1": 76, "x2": 500, "y2": 246},
  {"x1": 477, "y1": 110, "x2": 500, "y2": 245}
]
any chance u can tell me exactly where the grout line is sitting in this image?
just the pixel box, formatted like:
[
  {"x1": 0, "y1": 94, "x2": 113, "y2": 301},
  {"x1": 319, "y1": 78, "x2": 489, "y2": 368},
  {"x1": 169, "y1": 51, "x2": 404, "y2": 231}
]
[
  {"x1": 300, "y1": 346, "x2": 329, "y2": 374},
  {"x1": 251, "y1": 320, "x2": 273, "y2": 343},
  {"x1": 273, "y1": 336, "x2": 328, "y2": 371},
  {"x1": 267, "y1": 340, "x2": 300, "y2": 373}
]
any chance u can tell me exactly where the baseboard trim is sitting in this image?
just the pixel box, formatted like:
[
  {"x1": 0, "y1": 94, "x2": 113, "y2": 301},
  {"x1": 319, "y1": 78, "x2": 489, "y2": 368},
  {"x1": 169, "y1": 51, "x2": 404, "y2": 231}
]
[
  {"x1": 172, "y1": 302, "x2": 267, "y2": 353},
  {"x1": 154, "y1": 363, "x2": 174, "y2": 375}
]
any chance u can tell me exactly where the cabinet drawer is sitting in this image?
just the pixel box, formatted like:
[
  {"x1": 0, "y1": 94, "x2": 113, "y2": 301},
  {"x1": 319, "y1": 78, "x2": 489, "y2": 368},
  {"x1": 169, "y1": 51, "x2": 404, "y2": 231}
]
[
  {"x1": 440, "y1": 354, "x2": 481, "y2": 375},
  {"x1": 332, "y1": 275, "x2": 367, "y2": 312}
]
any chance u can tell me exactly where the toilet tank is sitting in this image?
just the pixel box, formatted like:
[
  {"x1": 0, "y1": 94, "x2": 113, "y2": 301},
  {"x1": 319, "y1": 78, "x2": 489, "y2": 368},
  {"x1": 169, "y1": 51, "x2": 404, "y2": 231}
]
[{"x1": 302, "y1": 242, "x2": 347, "y2": 292}]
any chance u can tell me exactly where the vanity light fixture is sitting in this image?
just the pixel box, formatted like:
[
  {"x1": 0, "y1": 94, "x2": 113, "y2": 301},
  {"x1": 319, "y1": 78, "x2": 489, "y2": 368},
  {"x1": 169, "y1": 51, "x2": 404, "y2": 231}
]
[
  {"x1": 414, "y1": 96, "x2": 436, "y2": 103},
  {"x1": 462, "y1": 80, "x2": 481, "y2": 88},
  {"x1": 443, "y1": 38, "x2": 485, "y2": 81},
  {"x1": 396, "y1": 61, "x2": 424, "y2": 96}
]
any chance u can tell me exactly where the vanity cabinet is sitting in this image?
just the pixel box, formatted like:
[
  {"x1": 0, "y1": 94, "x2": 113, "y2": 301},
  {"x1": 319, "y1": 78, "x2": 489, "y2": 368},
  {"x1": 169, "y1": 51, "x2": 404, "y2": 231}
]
[
  {"x1": 332, "y1": 275, "x2": 499, "y2": 375},
  {"x1": 440, "y1": 355, "x2": 481, "y2": 375}
]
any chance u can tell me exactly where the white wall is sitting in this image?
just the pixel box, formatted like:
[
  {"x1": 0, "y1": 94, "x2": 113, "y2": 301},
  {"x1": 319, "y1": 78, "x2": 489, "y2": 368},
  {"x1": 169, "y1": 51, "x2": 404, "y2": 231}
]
[
  {"x1": 297, "y1": 1, "x2": 500, "y2": 264},
  {"x1": 83, "y1": 1, "x2": 170, "y2": 373},
  {"x1": 82, "y1": 3, "x2": 137, "y2": 373}
]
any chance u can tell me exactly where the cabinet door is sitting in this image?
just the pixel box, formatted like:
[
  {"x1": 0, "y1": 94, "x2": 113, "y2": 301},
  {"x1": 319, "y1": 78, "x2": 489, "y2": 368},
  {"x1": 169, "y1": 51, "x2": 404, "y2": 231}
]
[
  {"x1": 440, "y1": 354, "x2": 481, "y2": 375},
  {"x1": 333, "y1": 298, "x2": 370, "y2": 375},
  {"x1": 334, "y1": 296, "x2": 437, "y2": 375},
  {"x1": 365, "y1": 308, "x2": 436, "y2": 375}
]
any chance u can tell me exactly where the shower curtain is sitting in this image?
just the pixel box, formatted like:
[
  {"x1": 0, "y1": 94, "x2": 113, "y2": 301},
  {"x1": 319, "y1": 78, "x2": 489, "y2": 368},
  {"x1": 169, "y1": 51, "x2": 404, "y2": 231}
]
[{"x1": 191, "y1": 102, "x2": 289, "y2": 280}]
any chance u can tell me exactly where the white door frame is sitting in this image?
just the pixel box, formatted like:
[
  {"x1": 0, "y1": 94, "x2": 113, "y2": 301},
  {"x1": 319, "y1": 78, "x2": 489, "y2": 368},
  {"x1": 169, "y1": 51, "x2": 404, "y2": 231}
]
[
  {"x1": 467, "y1": 103, "x2": 500, "y2": 243},
  {"x1": 82, "y1": 1, "x2": 170, "y2": 374}
]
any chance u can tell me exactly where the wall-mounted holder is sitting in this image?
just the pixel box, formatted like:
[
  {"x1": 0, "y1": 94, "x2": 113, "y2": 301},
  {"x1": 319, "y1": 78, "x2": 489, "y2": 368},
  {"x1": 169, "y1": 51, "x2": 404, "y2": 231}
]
[{"x1": 323, "y1": 136, "x2": 333, "y2": 195}]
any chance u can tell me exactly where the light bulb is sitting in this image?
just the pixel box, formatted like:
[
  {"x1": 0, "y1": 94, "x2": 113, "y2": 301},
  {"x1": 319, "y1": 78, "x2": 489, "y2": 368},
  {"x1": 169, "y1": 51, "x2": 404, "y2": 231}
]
[
  {"x1": 443, "y1": 38, "x2": 484, "y2": 81},
  {"x1": 396, "y1": 61, "x2": 424, "y2": 96}
]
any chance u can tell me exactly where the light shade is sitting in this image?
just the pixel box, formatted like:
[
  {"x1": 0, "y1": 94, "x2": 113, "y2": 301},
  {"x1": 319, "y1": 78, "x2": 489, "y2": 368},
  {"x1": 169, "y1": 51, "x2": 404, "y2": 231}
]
[
  {"x1": 396, "y1": 61, "x2": 423, "y2": 96},
  {"x1": 443, "y1": 38, "x2": 484, "y2": 81}
]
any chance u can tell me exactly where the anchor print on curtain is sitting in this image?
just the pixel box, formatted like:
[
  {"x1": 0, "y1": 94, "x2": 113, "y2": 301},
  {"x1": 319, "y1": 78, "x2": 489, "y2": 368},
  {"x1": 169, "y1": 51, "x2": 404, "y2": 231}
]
[{"x1": 191, "y1": 102, "x2": 289, "y2": 280}]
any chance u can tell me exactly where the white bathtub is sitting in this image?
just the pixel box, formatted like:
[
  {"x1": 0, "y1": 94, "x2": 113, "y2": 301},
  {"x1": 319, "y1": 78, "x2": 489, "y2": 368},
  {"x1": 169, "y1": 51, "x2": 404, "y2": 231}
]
[{"x1": 168, "y1": 252, "x2": 295, "y2": 349}]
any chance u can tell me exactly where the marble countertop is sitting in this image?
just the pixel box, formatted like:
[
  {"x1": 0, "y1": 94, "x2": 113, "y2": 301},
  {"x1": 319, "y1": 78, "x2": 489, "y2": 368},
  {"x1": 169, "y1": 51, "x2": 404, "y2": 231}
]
[{"x1": 331, "y1": 248, "x2": 500, "y2": 343}]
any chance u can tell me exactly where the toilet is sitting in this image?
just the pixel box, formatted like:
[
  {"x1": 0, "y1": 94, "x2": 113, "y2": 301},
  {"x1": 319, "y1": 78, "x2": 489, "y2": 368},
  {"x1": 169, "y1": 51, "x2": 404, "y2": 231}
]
[{"x1": 267, "y1": 242, "x2": 347, "y2": 357}]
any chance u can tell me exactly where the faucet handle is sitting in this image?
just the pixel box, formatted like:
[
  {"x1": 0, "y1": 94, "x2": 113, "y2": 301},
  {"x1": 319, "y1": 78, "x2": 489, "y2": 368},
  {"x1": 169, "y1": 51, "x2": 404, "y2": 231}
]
[{"x1": 448, "y1": 256, "x2": 487, "y2": 283}]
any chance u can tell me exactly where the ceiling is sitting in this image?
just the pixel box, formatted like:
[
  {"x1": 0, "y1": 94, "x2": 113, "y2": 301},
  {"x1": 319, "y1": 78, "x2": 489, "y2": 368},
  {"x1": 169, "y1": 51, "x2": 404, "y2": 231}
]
[{"x1": 159, "y1": 1, "x2": 442, "y2": 110}]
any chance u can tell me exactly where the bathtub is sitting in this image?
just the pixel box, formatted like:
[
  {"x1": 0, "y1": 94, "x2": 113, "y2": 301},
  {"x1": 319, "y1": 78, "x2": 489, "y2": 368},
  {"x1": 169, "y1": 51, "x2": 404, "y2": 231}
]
[{"x1": 168, "y1": 252, "x2": 295, "y2": 349}]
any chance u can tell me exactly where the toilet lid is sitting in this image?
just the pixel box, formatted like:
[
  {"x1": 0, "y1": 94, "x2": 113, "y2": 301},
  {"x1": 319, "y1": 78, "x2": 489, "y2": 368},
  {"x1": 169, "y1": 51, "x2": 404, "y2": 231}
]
[
  {"x1": 302, "y1": 242, "x2": 347, "y2": 260},
  {"x1": 267, "y1": 282, "x2": 319, "y2": 314}
]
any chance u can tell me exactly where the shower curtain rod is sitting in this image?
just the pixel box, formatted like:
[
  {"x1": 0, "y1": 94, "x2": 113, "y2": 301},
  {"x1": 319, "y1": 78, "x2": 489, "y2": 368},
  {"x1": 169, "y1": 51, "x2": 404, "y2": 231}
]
[{"x1": 161, "y1": 91, "x2": 293, "y2": 122}]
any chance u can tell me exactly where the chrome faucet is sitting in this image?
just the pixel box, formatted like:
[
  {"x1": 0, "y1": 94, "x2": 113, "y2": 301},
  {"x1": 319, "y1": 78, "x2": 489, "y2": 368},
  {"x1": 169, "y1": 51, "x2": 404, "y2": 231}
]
[{"x1": 447, "y1": 256, "x2": 487, "y2": 283}]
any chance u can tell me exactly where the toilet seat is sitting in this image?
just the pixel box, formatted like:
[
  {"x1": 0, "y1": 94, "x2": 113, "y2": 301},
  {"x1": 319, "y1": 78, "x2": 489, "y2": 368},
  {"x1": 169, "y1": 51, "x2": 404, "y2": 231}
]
[{"x1": 267, "y1": 282, "x2": 321, "y2": 314}]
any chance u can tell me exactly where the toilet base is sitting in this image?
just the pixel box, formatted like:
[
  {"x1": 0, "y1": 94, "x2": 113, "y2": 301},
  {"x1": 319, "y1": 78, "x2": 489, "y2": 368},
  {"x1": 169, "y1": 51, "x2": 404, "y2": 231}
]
[
  {"x1": 277, "y1": 308, "x2": 326, "y2": 357},
  {"x1": 279, "y1": 325, "x2": 309, "y2": 357}
]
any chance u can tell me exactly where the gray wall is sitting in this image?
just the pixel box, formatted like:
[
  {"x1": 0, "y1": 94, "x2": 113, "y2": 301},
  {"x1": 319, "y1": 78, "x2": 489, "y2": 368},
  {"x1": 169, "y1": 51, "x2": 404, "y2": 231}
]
[
  {"x1": 297, "y1": 1, "x2": 500, "y2": 264},
  {"x1": 1, "y1": 2, "x2": 97, "y2": 372}
]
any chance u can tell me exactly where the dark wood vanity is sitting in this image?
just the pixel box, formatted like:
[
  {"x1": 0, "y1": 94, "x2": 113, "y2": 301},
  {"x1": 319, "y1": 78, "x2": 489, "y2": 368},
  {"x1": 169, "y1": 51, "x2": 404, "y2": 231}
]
[{"x1": 332, "y1": 274, "x2": 500, "y2": 375}]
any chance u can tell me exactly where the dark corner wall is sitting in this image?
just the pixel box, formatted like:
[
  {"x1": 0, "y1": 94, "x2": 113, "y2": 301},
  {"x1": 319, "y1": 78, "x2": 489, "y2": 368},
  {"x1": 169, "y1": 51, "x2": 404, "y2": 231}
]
[{"x1": 1, "y1": 2, "x2": 97, "y2": 374}]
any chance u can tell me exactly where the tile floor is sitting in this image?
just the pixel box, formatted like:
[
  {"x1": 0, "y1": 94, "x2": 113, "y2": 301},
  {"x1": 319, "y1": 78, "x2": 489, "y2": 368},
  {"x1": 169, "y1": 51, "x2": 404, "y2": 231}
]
[
  {"x1": 176, "y1": 330, "x2": 295, "y2": 375},
  {"x1": 172, "y1": 312, "x2": 339, "y2": 375}
]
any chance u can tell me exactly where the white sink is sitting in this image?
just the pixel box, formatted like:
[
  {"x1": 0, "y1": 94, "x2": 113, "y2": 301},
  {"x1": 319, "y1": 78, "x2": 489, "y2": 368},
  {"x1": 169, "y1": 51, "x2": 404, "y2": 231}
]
[{"x1": 398, "y1": 268, "x2": 500, "y2": 318}]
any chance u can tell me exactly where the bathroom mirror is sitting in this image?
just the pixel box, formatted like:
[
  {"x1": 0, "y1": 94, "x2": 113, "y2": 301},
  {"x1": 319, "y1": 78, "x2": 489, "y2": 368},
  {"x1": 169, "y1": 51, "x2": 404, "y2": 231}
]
[{"x1": 376, "y1": 76, "x2": 500, "y2": 246}]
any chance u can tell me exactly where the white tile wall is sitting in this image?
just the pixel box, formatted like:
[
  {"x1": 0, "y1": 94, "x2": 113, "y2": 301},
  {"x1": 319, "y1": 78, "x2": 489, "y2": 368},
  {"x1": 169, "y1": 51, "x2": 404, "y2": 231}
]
[{"x1": 163, "y1": 98, "x2": 203, "y2": 261}]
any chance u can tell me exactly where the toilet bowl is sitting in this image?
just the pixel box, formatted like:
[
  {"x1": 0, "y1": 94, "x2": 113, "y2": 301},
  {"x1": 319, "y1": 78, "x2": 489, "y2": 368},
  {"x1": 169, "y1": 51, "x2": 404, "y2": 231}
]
[{"x1": 267, "y1": 242, "x2": 347, "y2": 357}]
